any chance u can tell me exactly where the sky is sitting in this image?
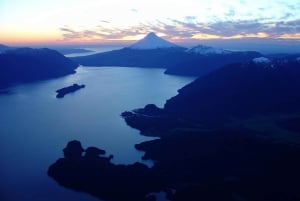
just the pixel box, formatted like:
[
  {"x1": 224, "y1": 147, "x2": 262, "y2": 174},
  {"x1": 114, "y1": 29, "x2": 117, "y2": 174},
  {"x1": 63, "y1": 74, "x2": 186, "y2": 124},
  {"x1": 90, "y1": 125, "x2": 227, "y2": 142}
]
[{"x1": 1, "y1": 0, "x2": 300, "y2": 48}]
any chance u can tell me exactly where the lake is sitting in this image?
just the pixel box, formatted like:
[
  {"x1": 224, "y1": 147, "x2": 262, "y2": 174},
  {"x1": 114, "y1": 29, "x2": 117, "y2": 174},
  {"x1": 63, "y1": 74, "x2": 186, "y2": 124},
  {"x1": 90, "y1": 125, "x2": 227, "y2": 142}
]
[{"x1": 0, "y1": 66, "x2": 195, "y2": 201}]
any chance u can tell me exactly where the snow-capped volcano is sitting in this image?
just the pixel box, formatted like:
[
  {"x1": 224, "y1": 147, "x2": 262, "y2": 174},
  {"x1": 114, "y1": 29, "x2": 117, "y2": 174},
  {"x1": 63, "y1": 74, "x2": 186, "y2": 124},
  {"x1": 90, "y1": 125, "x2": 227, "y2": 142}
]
[
  {"x1": 187, "y1": 45, "x2": 232, "y2": 55},
  {"x1": 129, "y1": 32, "x2": 180, "y2": 49}
]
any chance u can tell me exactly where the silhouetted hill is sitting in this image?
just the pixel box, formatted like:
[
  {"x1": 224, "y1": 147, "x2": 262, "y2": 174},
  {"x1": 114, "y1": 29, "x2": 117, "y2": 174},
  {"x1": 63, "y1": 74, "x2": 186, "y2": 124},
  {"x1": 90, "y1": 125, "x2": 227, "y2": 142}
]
[
  {"x1": 0, "y1": 48, "x2": 78, "y2": 89},
  {"x1": 122, "y1": 55, "x2": 300, "y2": 134},
  {"x1": 165, "y1": 56, "x2": 300, "y2": 122}
]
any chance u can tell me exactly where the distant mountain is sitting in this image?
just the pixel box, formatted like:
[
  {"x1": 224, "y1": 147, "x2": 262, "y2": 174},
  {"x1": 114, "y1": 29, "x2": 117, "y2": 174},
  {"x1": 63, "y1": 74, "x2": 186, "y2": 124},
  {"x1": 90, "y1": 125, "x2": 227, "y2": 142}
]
[
  {"x1": 129, "y1": 32, "x2": 181, "y2": 49},
  {"x1": 186, "y1": 45, "x2": 232, "y2": 55},
  {"x1": 0, "y1": 44, "x2": 12, "y2": 53},
  {"x1": 54, "y1": 48, "x2": 94, "y2": 55},
  {"x1": 72, "y1": 34, "x2": 262, "y2": 77},
  {"x1": 72, "y1": 32, "x2": 185, "y2": 68},
  {"x1": 164, "y1": 45, "x2": 262, "y2": 76},
  {"x1": 0, "y1": 48, "x2": 78, "y2": 89}
]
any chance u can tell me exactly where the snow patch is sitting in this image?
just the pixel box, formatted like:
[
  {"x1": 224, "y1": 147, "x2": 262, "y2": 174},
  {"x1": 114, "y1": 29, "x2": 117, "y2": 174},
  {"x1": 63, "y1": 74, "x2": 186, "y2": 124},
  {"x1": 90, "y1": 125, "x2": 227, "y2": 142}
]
[
  {"x1": 129, "y1": 32, "x2": 179, "y2": 49},
  {"x1": 187, "y1": 45, "x2": 231, "y2": 55},
  {"x1": 252, "y1": 57, "x2": 271, "y2": 64}
]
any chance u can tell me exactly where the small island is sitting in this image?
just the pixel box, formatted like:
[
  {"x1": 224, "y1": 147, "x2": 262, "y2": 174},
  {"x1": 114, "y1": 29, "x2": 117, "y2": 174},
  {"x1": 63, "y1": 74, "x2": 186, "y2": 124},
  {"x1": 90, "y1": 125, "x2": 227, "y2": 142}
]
[{"x1": 56, "y1": 83, "x2": 85, "y2": 98}]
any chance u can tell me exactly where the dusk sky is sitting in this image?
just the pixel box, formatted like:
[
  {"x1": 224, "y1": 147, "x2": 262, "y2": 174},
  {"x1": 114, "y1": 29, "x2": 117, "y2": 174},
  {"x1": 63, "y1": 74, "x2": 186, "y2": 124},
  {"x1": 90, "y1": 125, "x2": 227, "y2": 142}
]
[{"x1": 1, "y1": 0, "x2": 300, "y2": 46}]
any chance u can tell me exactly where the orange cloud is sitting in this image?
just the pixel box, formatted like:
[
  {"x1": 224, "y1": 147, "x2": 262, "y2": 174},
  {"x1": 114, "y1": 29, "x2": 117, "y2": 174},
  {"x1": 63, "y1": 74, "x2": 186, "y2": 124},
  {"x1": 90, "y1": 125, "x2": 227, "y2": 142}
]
[
  {"x1": 191, "y1": 32, "x2": 269, "y2": 40},
  {"x1": 278, "y1": 33, "x2": 300, "y2": 40},
  {"x1": 191, "y1": 33, "x2": 221, "y2": 40}
]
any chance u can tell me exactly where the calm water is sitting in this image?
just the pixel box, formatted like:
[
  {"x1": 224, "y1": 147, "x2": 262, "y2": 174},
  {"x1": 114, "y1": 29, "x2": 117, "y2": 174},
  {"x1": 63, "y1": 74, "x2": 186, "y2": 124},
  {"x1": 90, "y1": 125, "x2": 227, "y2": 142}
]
[{"x1": 0, "y1": 66, "x2": 195, "y2": 201}]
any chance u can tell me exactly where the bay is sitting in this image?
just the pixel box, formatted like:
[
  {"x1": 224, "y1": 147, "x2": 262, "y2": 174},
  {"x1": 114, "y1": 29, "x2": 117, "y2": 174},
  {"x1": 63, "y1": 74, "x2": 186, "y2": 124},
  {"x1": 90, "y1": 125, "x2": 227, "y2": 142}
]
[{"x1": 0, "y1": 66, "x2": 195, "y2": 201}]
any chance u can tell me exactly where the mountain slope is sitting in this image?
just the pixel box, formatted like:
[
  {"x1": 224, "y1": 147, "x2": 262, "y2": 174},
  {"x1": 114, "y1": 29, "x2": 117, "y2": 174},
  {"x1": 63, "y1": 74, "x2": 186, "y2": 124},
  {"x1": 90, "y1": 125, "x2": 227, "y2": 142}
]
[
  {"x1": 122, "y1": 55, "x2": 300, "y2": 134},
  {"x1": 0, "y1": 48, "x2": 78, "y2": 89},
  {"x1": 164, "y1": 56, "x2": 300, "y2": 122}
]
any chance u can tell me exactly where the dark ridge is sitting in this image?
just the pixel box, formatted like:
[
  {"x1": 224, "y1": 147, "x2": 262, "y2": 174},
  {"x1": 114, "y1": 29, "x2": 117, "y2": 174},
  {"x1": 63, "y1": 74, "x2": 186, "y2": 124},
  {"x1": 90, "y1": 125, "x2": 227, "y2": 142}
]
[
  {"x1": 122, "y1": 57, "x2": 300, "y2": 137},
  {"x1": 163, "y1": 57, "x2": 300, "y2": 123},
  {"x1": 0, "y1": 47, "x2": 78, "y2": 89}
]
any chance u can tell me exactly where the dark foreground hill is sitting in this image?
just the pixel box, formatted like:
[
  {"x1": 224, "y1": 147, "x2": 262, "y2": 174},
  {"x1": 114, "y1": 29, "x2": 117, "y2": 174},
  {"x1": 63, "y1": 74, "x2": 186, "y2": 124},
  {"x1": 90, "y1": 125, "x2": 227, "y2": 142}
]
[
  {"x1": 164, "y1": 55, "x2": 300, "y2": 123},
  {"x1": 0, "y1": 48, "x2": 78, "y2": 89},
  {"x1": 122, "y1": 55, "x2": 300, "y2": 133}
]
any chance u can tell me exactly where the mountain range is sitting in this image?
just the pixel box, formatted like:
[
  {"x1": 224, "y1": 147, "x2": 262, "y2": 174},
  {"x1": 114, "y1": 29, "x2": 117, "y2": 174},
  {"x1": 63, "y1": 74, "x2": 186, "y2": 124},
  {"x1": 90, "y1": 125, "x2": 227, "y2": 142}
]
[
  {"x1": 72, "y1": 33, "x2": 262, "y2": 76},
  {"x1": 0, "y1": 48, "x2": 78, "y2": 89}
]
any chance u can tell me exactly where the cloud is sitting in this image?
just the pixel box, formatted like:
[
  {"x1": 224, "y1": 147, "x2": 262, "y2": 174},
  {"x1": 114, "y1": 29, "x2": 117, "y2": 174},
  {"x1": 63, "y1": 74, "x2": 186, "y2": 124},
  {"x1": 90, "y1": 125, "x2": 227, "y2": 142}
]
[
  {"x1": 60, "y1": 27, "x2": 76, "y2": 33},
  {"x1": 130, "y1": 8, "x2": 138, "y2": 13},
  {"x1": 224, "y1": 7, "x2": 236, "y2": 18},
  {"x1": 59, "y1": 16, "x2": 300, "y2": 43},
  {"x1": 100, "y1": 20, "x2": 110, "y2": 24}
]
